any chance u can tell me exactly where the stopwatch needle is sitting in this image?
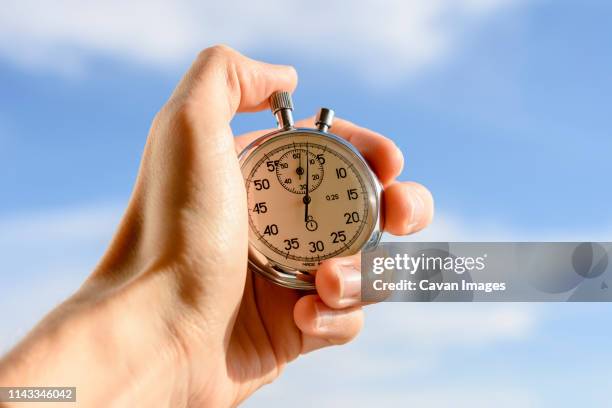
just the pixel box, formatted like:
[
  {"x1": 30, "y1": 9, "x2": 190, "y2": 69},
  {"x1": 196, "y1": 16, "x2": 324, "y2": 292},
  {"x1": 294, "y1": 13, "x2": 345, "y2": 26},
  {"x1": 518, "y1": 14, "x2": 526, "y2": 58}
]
[{"x1": 304, "y1": 142, "x2": 310, "y2": 222}]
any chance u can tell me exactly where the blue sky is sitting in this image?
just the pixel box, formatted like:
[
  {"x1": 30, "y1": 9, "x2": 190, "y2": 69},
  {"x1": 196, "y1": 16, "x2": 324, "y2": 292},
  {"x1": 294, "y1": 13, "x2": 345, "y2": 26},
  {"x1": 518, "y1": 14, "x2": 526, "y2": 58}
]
[
  {"x1": 2, "y1": 0, "x2": 612, "y2": 232},
  {"x1": 1, "y1": 1, "x2": 612, "y2": 406}
]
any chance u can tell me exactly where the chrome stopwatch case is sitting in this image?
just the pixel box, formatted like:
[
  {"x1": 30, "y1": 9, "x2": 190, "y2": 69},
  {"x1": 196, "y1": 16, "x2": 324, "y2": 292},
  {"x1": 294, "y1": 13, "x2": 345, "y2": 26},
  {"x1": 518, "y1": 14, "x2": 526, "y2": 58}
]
[{"x1": 239, "y1": 91, "x2": 382, "y2": 290}]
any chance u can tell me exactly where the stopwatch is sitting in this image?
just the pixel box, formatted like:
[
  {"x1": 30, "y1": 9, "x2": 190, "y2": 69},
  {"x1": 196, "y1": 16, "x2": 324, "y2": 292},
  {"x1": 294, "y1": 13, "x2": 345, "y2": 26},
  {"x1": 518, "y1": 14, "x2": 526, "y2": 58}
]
[{"x1": 239, "y1": 91, "x2": 382, "y2": 290}]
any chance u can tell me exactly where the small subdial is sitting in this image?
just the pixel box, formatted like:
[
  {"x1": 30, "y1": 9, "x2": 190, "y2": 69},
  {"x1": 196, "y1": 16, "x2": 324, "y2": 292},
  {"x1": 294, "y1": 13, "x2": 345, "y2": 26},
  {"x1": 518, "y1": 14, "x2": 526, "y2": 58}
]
[{"x1": 275, "y1": 148, "x2": 324, "y2": 193}]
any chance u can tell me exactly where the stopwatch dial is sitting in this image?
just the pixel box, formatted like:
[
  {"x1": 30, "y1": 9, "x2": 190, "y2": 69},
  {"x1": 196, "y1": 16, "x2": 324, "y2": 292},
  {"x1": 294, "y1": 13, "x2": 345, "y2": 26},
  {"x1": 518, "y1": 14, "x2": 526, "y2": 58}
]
[
  {"x1": 242, "y1": 132, "x2": 377, "y2": 271},
  {"x1": 275, "y1": 149, "x2": 324, "y2": 194}
]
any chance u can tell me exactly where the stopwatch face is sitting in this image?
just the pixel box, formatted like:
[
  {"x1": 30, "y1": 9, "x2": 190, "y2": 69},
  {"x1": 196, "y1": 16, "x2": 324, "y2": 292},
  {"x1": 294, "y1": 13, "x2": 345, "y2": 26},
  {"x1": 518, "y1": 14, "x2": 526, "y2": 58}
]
[{"x1": 241, "y1": 129, "x2": 380, "y2": 272}]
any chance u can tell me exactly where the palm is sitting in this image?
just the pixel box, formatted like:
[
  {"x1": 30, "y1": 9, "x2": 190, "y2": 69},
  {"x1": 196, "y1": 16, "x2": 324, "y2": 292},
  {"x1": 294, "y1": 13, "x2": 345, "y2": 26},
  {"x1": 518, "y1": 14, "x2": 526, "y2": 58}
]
[{"x1": 226, "y1": 270, "x2": 303, "y2": 396}]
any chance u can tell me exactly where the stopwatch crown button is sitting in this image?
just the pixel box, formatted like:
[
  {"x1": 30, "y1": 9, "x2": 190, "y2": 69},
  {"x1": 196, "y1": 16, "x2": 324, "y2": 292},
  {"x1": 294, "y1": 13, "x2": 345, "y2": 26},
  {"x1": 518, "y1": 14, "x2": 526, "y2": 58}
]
[
  {"x1": 269, "y1": 91, "x2": 293, "y2": 113},
  {"x1": 315, "y1": 108, "x2": 335, "y2": 132},
  {"x1": 269, "y1": 91, "x2": 294, "y2": 129}
]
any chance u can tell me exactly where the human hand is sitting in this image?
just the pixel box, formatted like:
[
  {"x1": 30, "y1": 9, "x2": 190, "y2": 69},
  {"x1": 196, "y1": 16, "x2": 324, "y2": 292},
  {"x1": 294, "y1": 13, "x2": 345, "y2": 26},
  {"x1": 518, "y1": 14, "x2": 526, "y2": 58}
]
[{"x1": 0, "y1": 45, "x2": 433, "y2": 407}]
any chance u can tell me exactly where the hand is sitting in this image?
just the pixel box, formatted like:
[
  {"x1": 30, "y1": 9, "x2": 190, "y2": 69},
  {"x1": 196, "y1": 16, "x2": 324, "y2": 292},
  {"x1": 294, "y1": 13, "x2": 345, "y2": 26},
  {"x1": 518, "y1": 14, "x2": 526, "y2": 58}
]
[{"x1": 0, "y1": 45, "x2": 434, "y2": 407}]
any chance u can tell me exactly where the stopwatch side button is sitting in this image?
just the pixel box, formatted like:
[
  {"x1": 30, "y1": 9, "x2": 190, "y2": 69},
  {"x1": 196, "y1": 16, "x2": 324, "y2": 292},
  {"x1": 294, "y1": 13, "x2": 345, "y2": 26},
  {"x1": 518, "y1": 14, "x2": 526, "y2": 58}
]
[
  {"x1": 315, "y1": 108, "x2": 335, "y2": 132},
  {"x1": 269, "y1": 91, "x2": 294, "y2": 129}
]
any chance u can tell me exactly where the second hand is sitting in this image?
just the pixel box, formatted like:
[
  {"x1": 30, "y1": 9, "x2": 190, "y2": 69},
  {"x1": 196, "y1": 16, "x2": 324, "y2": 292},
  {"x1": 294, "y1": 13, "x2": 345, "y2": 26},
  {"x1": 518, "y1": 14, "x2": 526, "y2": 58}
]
[{"x1": 304, "y1": 142, "x2": 310, "y2": 222}]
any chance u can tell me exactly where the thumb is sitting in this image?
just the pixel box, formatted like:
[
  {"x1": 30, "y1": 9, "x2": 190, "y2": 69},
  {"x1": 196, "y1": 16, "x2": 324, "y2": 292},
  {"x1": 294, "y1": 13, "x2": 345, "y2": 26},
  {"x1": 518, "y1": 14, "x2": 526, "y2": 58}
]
[
  {"x1": 128, "y1": 46, "x2": 297, "y2": 319},
  {"x1": 145, "y1": 45, "x2": 298, "y2": 193},
  {"x1": 143, "y1": 44, "x2": 298, "y2": 221},
  {"x1": 148, "y1": 44, "x2": 297, "y2": 215},
  {"x1": 170, "y1": 44, "x2": 298, "y2": 127}
]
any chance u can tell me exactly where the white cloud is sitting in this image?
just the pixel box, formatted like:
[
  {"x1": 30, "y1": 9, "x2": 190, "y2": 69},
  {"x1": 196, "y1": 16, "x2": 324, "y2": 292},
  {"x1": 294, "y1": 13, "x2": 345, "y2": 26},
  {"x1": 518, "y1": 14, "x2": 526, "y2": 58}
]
[
  {"x1": 0, "y1": 0, "x2": 523, "y2": 79},
  {"x1": 248, "y1": 384, "x2": 538, "y2": 408},
  {"x1": 369, "y1": 303, "x2": 536, "y2": 347},
  {"x1": 3, "y1": 201, "x2": 610, "y2": 407},
  {"x1": 247, "y1": 302, "x2": 540, "y2": 407},
  {"x1": 0, "y1": 204, "x2": 536, "y2": 342},
  {"x1": 396, "y1": 211, "x2": 612, "y2": 242},
  {"x1": 0, "y1": 202, "x2": 122, "y2": 351},
  {"x1": 0, "y1": 200, "x2": 542, "y2": 408},
  {"x1": 394, "y1": 212, "x2": 519, "y2": 241},
  {"x1": 0, "y1": 202, "x2": 121, "y2": 246}
]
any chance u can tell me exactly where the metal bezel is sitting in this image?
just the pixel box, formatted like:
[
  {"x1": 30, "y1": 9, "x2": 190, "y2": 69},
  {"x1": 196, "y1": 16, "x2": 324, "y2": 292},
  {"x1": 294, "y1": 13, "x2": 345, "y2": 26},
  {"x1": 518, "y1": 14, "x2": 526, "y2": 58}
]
[{"x1": 238, "y1": 127, "x2": 383, "y2": 290}]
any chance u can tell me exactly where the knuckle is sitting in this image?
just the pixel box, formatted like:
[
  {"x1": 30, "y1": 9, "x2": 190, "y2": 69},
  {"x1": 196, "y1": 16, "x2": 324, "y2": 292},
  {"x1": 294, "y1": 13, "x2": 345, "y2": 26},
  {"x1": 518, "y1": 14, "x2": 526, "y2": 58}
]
[
  {"x1": 151, "y1": 100, "x2": 201, "y2": 149},
  {"x1": 172, "y1": 101, "x2": 200, "y2": 129},
  {"x1": 193, "y1": 44, "x2": 241, "y2": 109},
  {"x1": 197, "y1": 44, "x2": 235, "y2": 63}
]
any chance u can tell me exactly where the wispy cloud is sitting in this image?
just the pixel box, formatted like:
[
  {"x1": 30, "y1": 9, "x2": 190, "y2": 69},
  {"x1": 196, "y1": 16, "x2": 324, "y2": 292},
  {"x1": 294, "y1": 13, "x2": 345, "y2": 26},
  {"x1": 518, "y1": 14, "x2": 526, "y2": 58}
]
[
  {"x1": 247, "y1": 302, "x2": 540, "y2": 407},
  {"x1": 399, "y1": 212, "x2": 612, "y2": 242},
  {"x1": 0, "y1": 0, "x2": 523, "y2": 79},
  {"x1": 0, "y1": 201, "x2": 539, "y2": 372},
  {"x1": 0, "y1": 202, "x2": 121, "y2": 247},
  {"x1": 249, "y1": 383, "x2": 537, "y2": 408},
  {"x1": 0, "y1": 202, "x2": 122, "y2": 351}
]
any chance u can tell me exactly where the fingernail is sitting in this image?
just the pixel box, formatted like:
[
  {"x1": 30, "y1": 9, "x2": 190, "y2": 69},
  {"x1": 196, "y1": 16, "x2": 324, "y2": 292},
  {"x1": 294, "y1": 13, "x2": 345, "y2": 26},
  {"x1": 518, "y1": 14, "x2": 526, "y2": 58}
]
[
  {"x1": 314, "y1": 300, "x2": 335, "y2": 332},
  {"x1": 406, "y1": 190, "x2": 425, "y2": 231},
  {"x1": 338, "y1": 263, "x2": 361, "y2": 305}
]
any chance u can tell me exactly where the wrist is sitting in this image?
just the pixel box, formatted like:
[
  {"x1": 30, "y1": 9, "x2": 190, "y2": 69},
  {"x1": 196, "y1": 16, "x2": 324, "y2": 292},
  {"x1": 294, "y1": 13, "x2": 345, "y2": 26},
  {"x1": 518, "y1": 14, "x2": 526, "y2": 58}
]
[{"x1": 0, "y1": 270, "x2": 191, "y2": 407}]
